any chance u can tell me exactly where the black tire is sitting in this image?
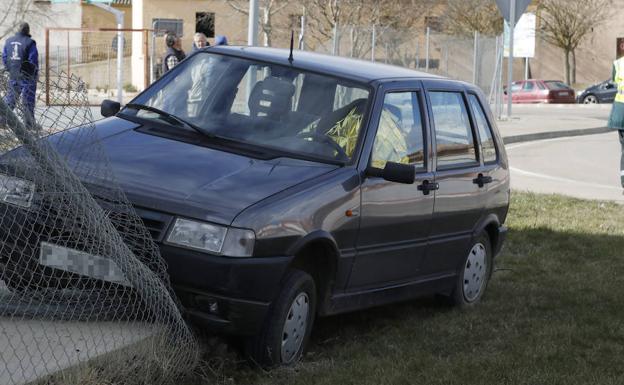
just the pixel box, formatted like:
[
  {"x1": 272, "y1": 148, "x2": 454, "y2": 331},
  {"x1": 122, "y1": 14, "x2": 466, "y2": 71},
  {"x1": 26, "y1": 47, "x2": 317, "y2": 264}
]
[
  {"x1": 582, "y1": 94, "x2": 599, "y2": 104},
  {"x1": 246, "y1": 269, "x2": 316, "y2": 368},
  {"x1": 447, "y1": 232, "x2": 493, "y2": 307}
]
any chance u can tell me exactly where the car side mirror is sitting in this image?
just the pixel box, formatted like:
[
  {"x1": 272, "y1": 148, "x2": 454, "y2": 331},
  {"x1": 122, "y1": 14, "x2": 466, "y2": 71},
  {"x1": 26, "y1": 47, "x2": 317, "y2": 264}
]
[
  {"x1": 366, "y1": 162, "x2": 415, "y2": 184},
  {"x1": 101, "y1": 99, "x2": 120, "y2": 117},
  {"x1": 607, "y1": 83, "x2": 615, "y2": 89}
]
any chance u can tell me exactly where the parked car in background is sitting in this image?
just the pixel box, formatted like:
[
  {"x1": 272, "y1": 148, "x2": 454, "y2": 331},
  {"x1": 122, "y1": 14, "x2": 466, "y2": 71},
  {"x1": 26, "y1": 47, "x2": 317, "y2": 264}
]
[
  {"x1": 0, "y1": 47, "x2": 510, "y2": 368},
  {"x1": 576, "y1": 80, "x2": 616, "y2": 104},
  {"x1": 504, "y1": 79, "x2": 576, "y2": 104}
]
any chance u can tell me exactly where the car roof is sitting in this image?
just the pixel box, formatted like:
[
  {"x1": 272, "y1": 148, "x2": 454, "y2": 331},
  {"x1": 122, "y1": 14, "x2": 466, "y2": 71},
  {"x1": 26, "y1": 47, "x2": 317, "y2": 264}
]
[{"x1": 203, "y1": 46, "x2": 443, "y2": 84}]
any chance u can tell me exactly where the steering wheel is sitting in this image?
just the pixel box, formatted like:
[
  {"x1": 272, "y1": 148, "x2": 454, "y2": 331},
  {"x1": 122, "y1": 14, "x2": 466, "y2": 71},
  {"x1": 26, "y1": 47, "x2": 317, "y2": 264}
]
[{"x1": 296, "y1": 132, "x2": 349, "y2": 160}]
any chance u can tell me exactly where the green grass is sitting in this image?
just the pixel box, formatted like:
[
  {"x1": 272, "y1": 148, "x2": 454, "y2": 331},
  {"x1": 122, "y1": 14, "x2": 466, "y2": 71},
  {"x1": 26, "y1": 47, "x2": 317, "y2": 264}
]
[
  {"x1": 191, "y1": 192, "x2": 624, "y2": 385},
  {"x1": 40, "y1": 192, "x2": 624, "y2": 384}
]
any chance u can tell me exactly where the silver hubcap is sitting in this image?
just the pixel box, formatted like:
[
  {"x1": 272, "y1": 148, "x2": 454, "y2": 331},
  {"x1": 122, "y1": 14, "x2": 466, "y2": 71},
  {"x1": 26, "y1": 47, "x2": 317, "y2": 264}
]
[
  {"x1": 584, "y1": 95, "x2": 597, "y2": 104},
  {"x1": 281, "y1": 292, "x2": 309, "y2": 363},
  {"x1": 463, "y1": 243, "x2": 487, "y2": 302}
]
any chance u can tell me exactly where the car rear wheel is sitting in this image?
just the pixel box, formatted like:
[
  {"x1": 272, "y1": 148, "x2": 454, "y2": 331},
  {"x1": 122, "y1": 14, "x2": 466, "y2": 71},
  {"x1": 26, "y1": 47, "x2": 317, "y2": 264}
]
[
  {"x1": 448, "y1": 233, "x2": 493, "y2": 306},
  {"x1": 583, "y1": 94, "x2": 598, "y2": 104},
  {"x1": 246, "y1": 269, "x2": 316, "y2": 368}
]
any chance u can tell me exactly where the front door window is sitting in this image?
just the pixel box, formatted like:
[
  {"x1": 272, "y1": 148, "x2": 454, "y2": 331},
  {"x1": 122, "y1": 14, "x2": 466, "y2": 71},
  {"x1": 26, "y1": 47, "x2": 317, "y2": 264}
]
[{"x1": 370, "y1": 92, "x2": 425, "y2": 170}]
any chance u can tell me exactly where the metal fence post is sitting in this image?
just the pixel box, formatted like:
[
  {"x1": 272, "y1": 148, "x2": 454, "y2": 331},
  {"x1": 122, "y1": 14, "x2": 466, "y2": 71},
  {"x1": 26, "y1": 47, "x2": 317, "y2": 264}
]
[
  {"x1": 332, "y1": 24, "x2": 339, "y2": 55},
  {"x1": 371, "y1": 24, "x2": 376, "y2": 62},
  {"x1": 425, "y1": 27, "x2": 430, "y2": 71},
  {"x1": 473, "y1": 31, "x2": 479, "y2": 84},
  {"x1": 299, "y1": 11, "x2": 306, "y2": 50},
  {"x1": 151, "y1": 22, "x2": 157, "y2": 84}
]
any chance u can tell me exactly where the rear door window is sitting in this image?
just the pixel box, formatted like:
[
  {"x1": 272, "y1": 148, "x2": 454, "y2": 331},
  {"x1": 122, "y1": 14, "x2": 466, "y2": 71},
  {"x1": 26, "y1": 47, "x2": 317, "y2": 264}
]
[
  {"x1": 429, "y1": 91, "x2": 478, "y2": 169},
  {"x1": 468, "y1": 94, "x2": 497, "y2": 163}
]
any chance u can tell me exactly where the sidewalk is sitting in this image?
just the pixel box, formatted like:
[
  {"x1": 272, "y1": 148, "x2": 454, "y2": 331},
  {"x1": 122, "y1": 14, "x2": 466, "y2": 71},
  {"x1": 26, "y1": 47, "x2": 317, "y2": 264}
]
[{"x1": 496, "y1": 104, "x2": 612, "y2": 144}]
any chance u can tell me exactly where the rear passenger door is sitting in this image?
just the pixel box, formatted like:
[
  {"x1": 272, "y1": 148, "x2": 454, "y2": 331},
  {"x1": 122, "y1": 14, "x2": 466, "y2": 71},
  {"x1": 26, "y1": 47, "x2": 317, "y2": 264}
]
[
  {"x1": 467, "y1": 92, "x2": 508, "y2": 221},
  {"x1": 422, "y1": 83, "x2": 487, "y2": 276}
]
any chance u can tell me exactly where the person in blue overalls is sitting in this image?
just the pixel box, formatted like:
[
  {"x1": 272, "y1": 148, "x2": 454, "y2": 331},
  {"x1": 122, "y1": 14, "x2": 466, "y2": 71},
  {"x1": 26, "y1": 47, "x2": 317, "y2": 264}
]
[{"x1": 2, "y1": 22, "x2": 38, "y2": 121}]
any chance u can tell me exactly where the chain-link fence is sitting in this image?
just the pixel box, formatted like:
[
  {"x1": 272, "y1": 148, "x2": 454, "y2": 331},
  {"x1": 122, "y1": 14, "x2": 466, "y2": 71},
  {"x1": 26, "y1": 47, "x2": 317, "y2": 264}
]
[
  {"x1": 311, "y1": 26, "x2": 500, "y2": 98},
  {"x1": 44, "y1": 28, "x2": 152, "y2": 106},
  {"x1": 0, "y1": 69, "x2": 197, "y2": 384}
]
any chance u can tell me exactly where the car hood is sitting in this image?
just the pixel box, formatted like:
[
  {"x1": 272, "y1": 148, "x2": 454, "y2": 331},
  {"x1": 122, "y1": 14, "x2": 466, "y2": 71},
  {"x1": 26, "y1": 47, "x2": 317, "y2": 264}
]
[{"x1": 27, "y1": 117, "x2": 337, "y2": 225}]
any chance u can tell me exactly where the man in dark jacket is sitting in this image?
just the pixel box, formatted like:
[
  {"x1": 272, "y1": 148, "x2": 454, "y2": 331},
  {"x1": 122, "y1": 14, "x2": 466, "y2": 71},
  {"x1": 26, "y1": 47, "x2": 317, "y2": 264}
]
[
  {"x1": 162, "y1": 33, "x2": 186, "y2": 74},
  {"x1": 2, "y1": 22, "x2": 38, "y2": 119}
]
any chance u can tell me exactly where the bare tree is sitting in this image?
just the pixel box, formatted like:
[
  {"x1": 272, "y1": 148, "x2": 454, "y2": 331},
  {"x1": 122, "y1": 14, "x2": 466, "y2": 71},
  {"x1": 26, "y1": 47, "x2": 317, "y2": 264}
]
[
  {"x1": 538, "y1": 0, "x2": 611, "y2": 84},
  {"x1": 225, "y1": 0, "x2": 290, "y2": 47},
  {"x1": 302, "y1": 0, "x2": 433, "y2": 58},
  {"x1": 443, "y1": 0, "x2": 504, "y2": 37},
  {"x1": 0, "y1": 0, "x2": 52, "y2": 41}
]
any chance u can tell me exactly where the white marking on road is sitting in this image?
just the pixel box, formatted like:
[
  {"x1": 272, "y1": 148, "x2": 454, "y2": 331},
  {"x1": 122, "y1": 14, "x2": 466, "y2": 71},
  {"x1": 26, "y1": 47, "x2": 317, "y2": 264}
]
[{"x1": 510, "y1": 167, "x2": 621, "y2": 191}]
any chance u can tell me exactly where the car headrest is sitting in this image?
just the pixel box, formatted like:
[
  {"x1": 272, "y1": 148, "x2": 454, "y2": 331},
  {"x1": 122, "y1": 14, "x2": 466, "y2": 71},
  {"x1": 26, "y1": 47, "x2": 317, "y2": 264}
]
[{"x1": 248, "y1": 76, "x2": 296, "y2": 120}]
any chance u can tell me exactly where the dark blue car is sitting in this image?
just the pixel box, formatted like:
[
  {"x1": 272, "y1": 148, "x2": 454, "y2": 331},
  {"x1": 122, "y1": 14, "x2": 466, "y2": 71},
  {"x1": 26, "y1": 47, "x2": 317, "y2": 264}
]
[
  {"x1": 577, "y1": 79, "x2": 616, "y2": 104},
  {"x1": 3, "y1": 47, "x2": 510, "y2": 367}
]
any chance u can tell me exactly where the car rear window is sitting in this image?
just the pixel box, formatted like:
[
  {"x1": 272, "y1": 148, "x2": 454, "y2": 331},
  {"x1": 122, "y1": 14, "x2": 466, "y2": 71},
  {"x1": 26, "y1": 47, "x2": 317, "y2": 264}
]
[
  {"x1": 468, "y1": 94, "x2": 497, "y2": 164},
  {"x1": 544, "y1": 81, "x2": 570, "y2": 90}
]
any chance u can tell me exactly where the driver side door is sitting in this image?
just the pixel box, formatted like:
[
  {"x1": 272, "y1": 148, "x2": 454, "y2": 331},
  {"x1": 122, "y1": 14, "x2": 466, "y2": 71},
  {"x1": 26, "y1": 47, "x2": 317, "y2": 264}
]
[{"x1": 348, "y1": 83, "x2": 435, "y2": 291}]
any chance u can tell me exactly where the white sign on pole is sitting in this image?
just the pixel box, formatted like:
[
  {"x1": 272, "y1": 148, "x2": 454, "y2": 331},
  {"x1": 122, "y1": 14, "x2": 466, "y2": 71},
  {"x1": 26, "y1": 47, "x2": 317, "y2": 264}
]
[{"x1": 504, "y1": 12, "x2": 536, "y2": 58}]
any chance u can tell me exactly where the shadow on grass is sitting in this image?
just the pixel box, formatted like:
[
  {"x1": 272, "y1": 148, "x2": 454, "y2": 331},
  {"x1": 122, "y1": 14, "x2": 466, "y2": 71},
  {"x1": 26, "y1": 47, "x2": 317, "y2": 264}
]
[{"x1": 207, "y1": 226, "x2": 624, "y2": 385}]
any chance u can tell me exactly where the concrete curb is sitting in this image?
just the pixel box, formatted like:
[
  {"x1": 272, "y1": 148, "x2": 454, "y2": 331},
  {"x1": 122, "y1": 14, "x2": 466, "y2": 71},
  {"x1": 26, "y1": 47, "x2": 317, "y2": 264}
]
[{"x1": 503, "y1": 126, "x2": 612, "y2": 145}]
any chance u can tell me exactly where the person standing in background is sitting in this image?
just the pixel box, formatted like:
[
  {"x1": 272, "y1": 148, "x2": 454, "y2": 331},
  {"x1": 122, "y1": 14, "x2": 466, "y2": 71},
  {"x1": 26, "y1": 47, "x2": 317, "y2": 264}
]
[
  {"x1": 2, "y1": 22, "x2": 38, "y2": 121},
  {"x1": 162, "y1": 33, "x2": 186, "y2": 74},
  {"x1": 215, "y1": 35, "x2": 228, "y2": 46},
  {"x1": 192, "y1": 33, "x2": 209, "y2": 52},
  {"x1": 608, "y1": 54, "x2": 624, "y2": 190}
]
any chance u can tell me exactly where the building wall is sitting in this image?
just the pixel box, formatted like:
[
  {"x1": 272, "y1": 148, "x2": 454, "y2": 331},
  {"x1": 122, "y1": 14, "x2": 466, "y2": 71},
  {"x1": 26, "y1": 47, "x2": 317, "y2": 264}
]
[{"x1": 81, "y1": 3, "x2": 132, "y2": 30}]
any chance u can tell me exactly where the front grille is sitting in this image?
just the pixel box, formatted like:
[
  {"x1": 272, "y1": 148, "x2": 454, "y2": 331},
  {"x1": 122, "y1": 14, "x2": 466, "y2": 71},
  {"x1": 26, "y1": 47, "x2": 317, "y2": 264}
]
[
  {"x1": 133, "y1": 207, "x2": 172, "y2": 242},
  {"x1": 90, "y1": 188, "x2": 173, "y2": 243}
]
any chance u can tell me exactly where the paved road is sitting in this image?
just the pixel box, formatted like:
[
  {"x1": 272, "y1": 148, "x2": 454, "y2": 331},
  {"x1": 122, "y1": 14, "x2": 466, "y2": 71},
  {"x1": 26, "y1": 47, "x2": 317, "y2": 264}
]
[
  {"x1": 506, "y1": 132, "x2": 623, "y2": 203},
  {"x1": 0, "y1": 281, "x2": 155, "y2": 385}
]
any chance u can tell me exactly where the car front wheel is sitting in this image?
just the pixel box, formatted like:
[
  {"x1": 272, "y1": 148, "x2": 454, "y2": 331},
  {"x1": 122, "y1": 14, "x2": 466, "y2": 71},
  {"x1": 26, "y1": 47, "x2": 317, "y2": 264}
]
[
  {"x1": 583, "y1": 94, "x2": 598, "y2": 104},
  {"x1": 449, "y1": 233, "x2": 493, "y2": 306},
  {"x1": 246, "y1": 269, "x2": 316, "y2": 368}
]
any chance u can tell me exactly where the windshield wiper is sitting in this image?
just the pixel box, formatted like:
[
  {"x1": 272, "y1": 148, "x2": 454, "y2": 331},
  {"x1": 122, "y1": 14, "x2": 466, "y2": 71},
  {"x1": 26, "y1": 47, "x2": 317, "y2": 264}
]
[{"x1": 124, "y1": 103, "x2": 213, "y2": 137}]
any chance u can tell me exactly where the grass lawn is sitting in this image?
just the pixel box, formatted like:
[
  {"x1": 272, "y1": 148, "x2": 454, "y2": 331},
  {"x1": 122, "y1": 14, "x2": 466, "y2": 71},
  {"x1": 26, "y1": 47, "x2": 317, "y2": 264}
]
[{"x1": 193, "y1": 192, "x2": 624, "y2": 385}]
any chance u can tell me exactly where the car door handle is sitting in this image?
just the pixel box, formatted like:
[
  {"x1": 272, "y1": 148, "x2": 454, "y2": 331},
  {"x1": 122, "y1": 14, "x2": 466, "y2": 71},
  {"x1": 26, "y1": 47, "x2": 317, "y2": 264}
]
[
  {"x1": 473, "y1": 173, "x2": 493, "y2": 188},
  {"x1": 417, "y1": 180, "x2": 439, "y2": 195}
]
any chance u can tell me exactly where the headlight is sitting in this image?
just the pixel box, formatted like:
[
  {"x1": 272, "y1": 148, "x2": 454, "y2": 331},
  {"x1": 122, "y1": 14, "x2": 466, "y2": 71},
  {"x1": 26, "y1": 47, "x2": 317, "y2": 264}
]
[
  {"x1": 0, "y1": 174, "x2": 35, "y2": 208},
  {"x1": 166, "y1": 218, "x2": 255, "y2": 257}
]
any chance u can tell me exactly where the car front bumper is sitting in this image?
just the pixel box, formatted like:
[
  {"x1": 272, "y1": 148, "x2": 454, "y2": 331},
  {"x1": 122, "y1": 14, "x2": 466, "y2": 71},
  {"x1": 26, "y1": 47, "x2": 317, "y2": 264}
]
[{"x1": 160, "y1": 244, "x2": 292, "y2": 335}]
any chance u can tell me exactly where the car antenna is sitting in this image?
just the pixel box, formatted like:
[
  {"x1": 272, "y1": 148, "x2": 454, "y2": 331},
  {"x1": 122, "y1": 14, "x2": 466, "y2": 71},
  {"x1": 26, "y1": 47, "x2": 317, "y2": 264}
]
[{"x1": 288, "y1": 30, "x2": 294, "y2": 63}]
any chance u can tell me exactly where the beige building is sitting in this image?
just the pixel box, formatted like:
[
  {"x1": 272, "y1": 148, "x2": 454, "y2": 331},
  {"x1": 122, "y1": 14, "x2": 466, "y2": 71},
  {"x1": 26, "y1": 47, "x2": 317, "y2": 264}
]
[{"x1": 16, "y1": 0, "x2": 624, "y2": 93}]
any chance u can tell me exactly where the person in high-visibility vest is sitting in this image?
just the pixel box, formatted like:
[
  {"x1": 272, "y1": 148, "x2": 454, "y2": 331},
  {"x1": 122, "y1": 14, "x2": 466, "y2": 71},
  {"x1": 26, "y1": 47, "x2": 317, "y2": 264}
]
[{"x1": 608, "y1": 55, "x2": 624, "y2": 188}]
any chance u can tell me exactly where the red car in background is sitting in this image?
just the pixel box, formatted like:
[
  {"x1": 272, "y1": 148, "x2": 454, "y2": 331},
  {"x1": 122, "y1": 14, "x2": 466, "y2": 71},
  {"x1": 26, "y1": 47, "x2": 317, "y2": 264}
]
[{"x1": 504, "y1": 79, "x2": 576, "y2": 104}]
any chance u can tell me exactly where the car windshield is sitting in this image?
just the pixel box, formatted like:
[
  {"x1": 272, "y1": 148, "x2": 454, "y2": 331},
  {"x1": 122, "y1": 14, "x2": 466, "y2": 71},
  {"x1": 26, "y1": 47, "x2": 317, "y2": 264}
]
[
  {"x1": 124, "y1": 52, "x2": 371, "y2": 163},
  {"x1": 544, "y1": 81, "x2": 570, "y2": 90}
]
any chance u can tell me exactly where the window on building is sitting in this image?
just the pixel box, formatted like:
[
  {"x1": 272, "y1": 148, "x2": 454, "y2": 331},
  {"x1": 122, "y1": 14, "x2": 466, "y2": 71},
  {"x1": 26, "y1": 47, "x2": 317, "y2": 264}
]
[
  {"x1": 153, "y1": 18, "x2": 183, "y2": 37},
  {"x1": 196, "y1": 12, "x2": 215, "y2": 38}
]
